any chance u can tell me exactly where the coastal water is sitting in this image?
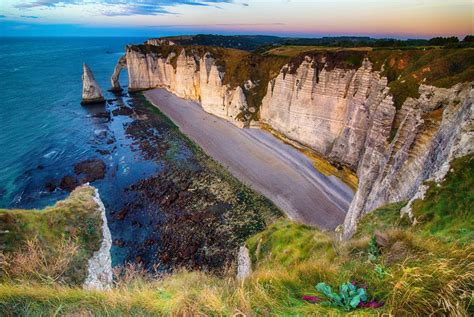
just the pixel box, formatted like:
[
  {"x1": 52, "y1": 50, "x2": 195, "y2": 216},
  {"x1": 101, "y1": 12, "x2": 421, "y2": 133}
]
[
  {"x1": 1, "y1": 37, "x2": 143, "y2": 207},
  {"x1": 0, "y1": 37, "x2": 278, "y2": 271},
  {"x1": 2, "y1": 36, "x2": 350, "y2": 274},
  {"x1": 0, "y1": 37, "x2": 166, "y2": 266}
]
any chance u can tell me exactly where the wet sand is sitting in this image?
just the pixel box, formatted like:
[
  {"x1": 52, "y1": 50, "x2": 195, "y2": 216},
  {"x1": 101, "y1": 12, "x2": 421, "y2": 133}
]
[{"x1": 144, "y1": 89, "x2": 354, "y2": 229}]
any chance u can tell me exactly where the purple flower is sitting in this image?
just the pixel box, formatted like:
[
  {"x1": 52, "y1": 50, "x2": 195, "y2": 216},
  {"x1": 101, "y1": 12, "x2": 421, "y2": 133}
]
[
  {"x1": 302, "y1": 295, "x2": 322, "y2": 303},
  {"x1": 358, "y1": 300, "x2": 384, "y2": 308}
]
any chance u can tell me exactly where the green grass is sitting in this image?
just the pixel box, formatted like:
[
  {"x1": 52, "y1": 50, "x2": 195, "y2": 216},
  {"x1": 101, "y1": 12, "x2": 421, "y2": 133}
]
[
  {"x1": 368, "y1": 48, "x2": 474, "y2": 108},
  {"x1": 0, "y1": 185, "x2": 102, "y2": 285},
  {"x1": 1, "y1": 154, "x2": 473, "y2": 316},
  {"x1": 411, "y1": 154, "x2": 474, "y2": 244},
  {"x1": 246, "y1": 220, "x2": 336, "y2": 267},
  {"x1": 353, "y1": 202, "x2": 410, "y2": 238}
]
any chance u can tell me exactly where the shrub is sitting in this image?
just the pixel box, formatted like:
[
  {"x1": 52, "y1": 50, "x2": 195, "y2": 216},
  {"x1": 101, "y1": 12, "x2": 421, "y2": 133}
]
[{"x1": 316, "y1": 281, "x2": 368, "y2": 311}]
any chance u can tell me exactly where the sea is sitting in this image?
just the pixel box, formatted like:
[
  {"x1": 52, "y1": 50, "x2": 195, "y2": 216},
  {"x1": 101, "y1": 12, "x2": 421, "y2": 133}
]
[{"x1": 0, "y1": 37, "x2": 183, "y2": 267}]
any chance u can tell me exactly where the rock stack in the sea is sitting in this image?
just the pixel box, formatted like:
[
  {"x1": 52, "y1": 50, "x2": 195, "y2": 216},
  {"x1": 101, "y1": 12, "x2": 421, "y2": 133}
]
[{"x1": 81, "y1": 63, "x2": 105, "y2": 104}]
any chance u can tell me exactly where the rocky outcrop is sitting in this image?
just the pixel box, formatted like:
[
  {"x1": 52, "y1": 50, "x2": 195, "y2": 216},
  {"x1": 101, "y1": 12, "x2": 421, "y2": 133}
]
[
  {"x1": 115, "y1": 47, "x2": 248, "y2": 127},
  {"x1": 237, "y1": 246, "x2": 252, "y2": 280},
  {"x1": 84, "y1": 186, "x2": 113, "y2": 290},
  {"x1": 81, "y1": 63, "x2": 105, "y2": 104},
  {"x1": 146, "y1": 38, "x2": 176, "y2": 46},
  {"x1": 110, "y1": 55, "x2": 127, "y2": 92}
]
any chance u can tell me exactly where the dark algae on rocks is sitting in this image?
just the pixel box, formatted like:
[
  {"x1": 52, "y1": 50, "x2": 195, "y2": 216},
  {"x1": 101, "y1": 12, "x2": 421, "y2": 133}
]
[{"x1": 110, "y1": 94, "x2": 281, "y2": 271}]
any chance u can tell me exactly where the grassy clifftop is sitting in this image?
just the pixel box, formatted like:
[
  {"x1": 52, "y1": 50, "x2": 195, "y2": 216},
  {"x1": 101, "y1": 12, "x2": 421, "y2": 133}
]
[
  {"x1": 0, "y1": 185, "x2": 103, "y2": 286},
  {"x1": 1, "y1": 155, "x2": 472, "y2": 316}
]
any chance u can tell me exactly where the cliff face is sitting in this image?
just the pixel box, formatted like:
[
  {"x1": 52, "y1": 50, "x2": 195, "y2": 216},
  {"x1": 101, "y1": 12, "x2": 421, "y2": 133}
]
[
  {"x1": 260, "y1": 57, "x2": 391, "y2": 170},
  {"x1": 118, "y1": 45, "x2": 473, "y2": 237},
  {"x1": 344, "y1": 83, "x2": 472, "y2": 237},
  {"x1": 259, "y1": 55, "x2": 473, "y2": 236},
  {"x1": 111, "y1": 55, "x2": 127, "y2": 92},
  {"x1": 123, "y1": 47, "x2": 248, "y2": 127}
]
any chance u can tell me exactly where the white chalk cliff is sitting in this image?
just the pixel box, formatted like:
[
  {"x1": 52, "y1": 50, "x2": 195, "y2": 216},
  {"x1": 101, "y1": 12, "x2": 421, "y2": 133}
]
[
  {"x1": 116, "y1": 46, "x2": 473, "y2": 238},
  {"x1": 114, "y1": 47, "x2": 248, "y2": 127},
  {"x1": 260, "y1": 56, "x2": 473, "y2": 237}
]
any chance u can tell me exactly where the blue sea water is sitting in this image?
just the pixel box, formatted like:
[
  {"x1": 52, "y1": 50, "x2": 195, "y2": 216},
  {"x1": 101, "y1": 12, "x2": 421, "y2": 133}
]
[
  {"x1": 0, "y1": 37, "x2": 147, "y2": 207},
  {"x1": 0, "y1": 37, "x2": 184, "y2": 266}
]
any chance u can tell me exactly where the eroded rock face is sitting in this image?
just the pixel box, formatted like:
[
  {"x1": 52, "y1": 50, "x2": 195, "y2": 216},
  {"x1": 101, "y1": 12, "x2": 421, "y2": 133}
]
[
  {"x1": 258, "y1": 55, "x2": 473, "y2": 237},
  {"x1": 261, "y1": 58, "x2": 390, "y2": 170},
  {"x1": 344, "y1": 83, "x2": 473, "y2": 237},
  {"x1": 118, "y1": 47, "x2": 247, "y2": 127},
  {"x1": 81, "y1": 63, "x2": 105, "y2": 104}
]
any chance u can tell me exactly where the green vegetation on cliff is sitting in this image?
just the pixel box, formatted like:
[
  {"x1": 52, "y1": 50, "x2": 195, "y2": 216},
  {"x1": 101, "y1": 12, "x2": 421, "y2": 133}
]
[
  {"x1": 411, "y1": 154, "x2": 474, "y2": 244},
  {"x1": 149, "y1": 34, "x2": 474, "y2": 51},
  {"x1": 1, "y1": 154, "x2": 472, "y2": 316},
  {"x1": 0, "y1": 186, "x2": 102, "y2": 285}
]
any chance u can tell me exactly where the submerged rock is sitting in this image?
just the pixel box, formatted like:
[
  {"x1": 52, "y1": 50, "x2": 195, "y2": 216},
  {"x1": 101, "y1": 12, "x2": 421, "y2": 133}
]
[
  {"x1": 74, "y1": 159, "x2": 106, "y2": 183},
  {"x1": 59, "y1": 175, "x2": 80, "y2": 192},
  {"x1": 58, "y1": 159, "x2": 106, "y2": 192},
  {"x1": 81, "y1": 63, "x2": 105, "y2": 105}
]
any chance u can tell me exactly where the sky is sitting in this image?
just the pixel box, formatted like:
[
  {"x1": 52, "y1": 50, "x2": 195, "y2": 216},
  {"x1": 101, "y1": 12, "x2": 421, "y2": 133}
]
[{"x1": 0, "y1": 0, "x2": 472, "y2": 38}]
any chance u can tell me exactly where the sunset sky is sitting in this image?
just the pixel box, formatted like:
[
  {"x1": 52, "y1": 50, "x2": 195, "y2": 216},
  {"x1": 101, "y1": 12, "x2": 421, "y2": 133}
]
[{"x1": 0, "y1": 0, "x2": 472, "y2": 37}]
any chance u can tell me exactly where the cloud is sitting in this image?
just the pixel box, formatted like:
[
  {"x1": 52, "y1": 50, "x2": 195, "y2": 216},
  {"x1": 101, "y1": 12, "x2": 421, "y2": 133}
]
[
  {"x1": 21, "y1": 15, "x2": 40, "y2": 18},
  {"x1": 15, "y1": 0, "x2": 78, "y2": 9},
  {"x1": 14, "y1": 0, "x2": 234, "y2": 16}
]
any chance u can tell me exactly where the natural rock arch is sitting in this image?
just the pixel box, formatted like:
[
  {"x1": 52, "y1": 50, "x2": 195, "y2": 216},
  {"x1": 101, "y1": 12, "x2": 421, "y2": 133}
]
[{"x1": 110, "y1": 55, "x2": 127, "y2": 92}]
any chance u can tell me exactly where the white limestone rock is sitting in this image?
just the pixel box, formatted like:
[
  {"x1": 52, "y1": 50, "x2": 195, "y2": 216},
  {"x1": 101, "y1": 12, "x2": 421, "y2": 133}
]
[
  {"x1": 237, "y1": 246, "x2": 252, "y2": 280},
  {"x1": 110, "y1": 55, "x2": 127, "y2": 92},
  {"x1": 122, "y1": 47, "x2": 246, "y2": 126},
  {"x1": 81, "y1": 63, "x2": 105, "y2": 104},
  {"x1": 343, "y1": 83, "x2": 473, "y2": 238}
]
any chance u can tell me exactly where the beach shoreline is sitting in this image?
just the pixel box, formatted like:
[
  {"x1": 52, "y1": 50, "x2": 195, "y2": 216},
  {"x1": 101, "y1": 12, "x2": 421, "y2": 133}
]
[{"x1": 144, "y1": 88, "x2": 353, "y2": 229}]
